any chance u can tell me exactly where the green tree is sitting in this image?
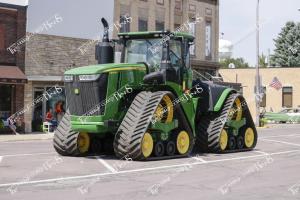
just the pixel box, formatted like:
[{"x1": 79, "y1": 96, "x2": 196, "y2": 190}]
[
  {"x1": 270, "y1": 21, "x2": 300, "y2": 67},
  {"x1": 220, "y1": 57, "x2": 250, "y2": 68},
  {"x1": 259, "y1": 53, "x2": 267, "y2": 68}
]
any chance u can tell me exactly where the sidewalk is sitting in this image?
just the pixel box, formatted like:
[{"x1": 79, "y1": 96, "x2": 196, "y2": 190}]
[{"x1": 0, "y1": 132, "x2": 54, "y2": 142}]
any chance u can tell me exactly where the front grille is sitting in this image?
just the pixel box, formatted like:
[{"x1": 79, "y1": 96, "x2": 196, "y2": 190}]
[{"x1": 65, "y1": 73, "x2": 108, "y2": 116}]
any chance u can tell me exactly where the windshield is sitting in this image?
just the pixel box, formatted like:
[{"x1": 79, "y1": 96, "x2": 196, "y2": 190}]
[{"x1": 124, "y1": 39, "x2": 182, "y2": 71}]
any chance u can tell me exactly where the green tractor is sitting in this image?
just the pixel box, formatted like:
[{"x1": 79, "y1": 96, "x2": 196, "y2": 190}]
[{"x1": 53, "y1": 18, "x2": 257, "y2": 160}]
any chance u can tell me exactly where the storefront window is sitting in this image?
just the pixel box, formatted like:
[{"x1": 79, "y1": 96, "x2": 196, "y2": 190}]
[
  {"x1": 46, "y1": 87, "x2": 66, "y2": 121},
  {"x1": 32, "y1": 86, "x2": 65, "y2": 131},
  {"x1": 282, "y1": 87, "x2": 293, "y2": 108},
  {"x1": 0, "y1": 85, "x2": 12, "y2": 119}
]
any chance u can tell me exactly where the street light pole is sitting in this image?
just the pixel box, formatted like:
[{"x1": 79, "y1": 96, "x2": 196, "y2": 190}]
[{"x1": 255, "y1": 0, "x2": 261, "y2": 126}]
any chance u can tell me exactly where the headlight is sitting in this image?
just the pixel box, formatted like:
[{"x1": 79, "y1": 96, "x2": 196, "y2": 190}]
[
  {"x1": 79, "y1": 74, "x2": 100, "y2": 81},
  {"x1": 64, "y1": 75, "x2": 73, "y2": 82}
]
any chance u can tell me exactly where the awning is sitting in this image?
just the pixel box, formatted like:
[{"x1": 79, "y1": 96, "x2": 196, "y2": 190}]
[
  {"x1": 0, "y1": 66, "x2": 27, "y2": 84},
  {"x1": 27, "y1": 75, "x2": 63, "y2": 82}
]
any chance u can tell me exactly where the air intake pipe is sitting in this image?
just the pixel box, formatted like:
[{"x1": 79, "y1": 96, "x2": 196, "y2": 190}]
[{"x1": 95, "y1": 18, "x2": 114, "y2": 64}]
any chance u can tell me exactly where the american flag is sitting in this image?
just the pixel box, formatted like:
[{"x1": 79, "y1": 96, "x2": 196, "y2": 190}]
[{"x1": 269, "y1": 77, "x2": 282, "y2": 90}]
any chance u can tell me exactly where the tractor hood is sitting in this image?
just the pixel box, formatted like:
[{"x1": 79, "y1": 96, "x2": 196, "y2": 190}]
[{"x1": 65, "y1": 63, "x2": 146, "y2": 75}]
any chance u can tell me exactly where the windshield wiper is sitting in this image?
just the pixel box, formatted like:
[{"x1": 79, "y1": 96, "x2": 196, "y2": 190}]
[
  {"x1": 170, "y1": 49, "x2": 180, "y2": 61},
  {"x1": 146, "y1": 39, "x2": 153, "y2": 46}
]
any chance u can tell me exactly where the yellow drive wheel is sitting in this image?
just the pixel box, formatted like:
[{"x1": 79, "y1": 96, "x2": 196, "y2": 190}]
[
  {"x1": 154, "y1": 104, "x2": 164, "y2": 122},
  {"x1": 229, "y1": 97, "x2": 243, "y2": 121},
  {"x1": 77, "y1": 132, "x2": 90, "y2": 153},
  {"x1": 154, "y1": 95, "x2": 174, "y2": 123},
  {"x1": 141, "y1": 132, "x2": 154, "y2": 158},
  {"x1": 176, "y1": 131, "x2": 190, "y2": 155},
  {"x1": 219, "y1": 129, "x2": 228, "y2": 151},
  {"x1": 244, "y1": 127, "x2": 255, "y2": 148}
]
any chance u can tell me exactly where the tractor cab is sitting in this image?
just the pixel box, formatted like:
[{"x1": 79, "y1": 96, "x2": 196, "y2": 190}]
[{"x1": 118, "y1": 31, "x2": 195, "y2": 90}]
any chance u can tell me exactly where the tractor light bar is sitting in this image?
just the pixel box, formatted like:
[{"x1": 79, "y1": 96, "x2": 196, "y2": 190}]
[
  {"x1": 79, "y1": 74, "x2": 100, "y2": 81},
  {"x1": 64, "y1": 75, "x2": 73, "y2": 82}
]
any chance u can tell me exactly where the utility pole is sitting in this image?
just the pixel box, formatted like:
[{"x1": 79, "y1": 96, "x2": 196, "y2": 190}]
[{"x1": 255, "y1": 0, "x2": 261, "y2": 126}]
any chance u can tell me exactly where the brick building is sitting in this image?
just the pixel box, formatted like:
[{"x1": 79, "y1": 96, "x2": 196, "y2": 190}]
[
  {"x1": 0, "y1": 1, "x2": 27, "y2": 132},
  {"x1": 113, "y1": 0, "x2": 220, "y2": 77},
  {"x1": 24, "y1": 33, "x2": 97, "y2": 132}
]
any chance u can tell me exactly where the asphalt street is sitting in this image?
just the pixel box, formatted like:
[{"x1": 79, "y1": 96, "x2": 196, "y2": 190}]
[{"x1": 0, "y1": 124, "x2": 300, "y2": 200}]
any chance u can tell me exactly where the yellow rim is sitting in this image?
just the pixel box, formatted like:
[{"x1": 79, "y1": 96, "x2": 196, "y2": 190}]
[
  {"x1": 154, "y1": 95, "x2": 174, "y2": 123},
  {"x1": 219, "y1": 129, "x2": 228, "y2": 151},
  {"x1": 77, "y1": 132, "x2": 90, "y2": 153},
  {"x1": 244, "y1": 128, "x2": 255, "y2": 148},
  {"x1": 154, "y1": 104, "x2": 164, "y2": 122},
  {"x1": 163, "y1": 95, "x2": 173, "y2": 123},
  {"x1": 176, "y1": 131, "x2": 190, "y2": 154},
  {"x1": 235, "y1": 98, "x2": 242, "y2": 121},
  {"x1": 141, "y1": 132, "x2": 154, "y2": 158}
]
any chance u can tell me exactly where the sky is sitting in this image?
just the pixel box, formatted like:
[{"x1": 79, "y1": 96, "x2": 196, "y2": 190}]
[
  {"x1": 26, "y1": 0, "x2": 115, "y2": 39},
  {"x1": 5, "y1": 0, "x2": 300, "y2": 66},
  {"x1": 220, "y1": 0, "x2": 300, "y2": 66}
]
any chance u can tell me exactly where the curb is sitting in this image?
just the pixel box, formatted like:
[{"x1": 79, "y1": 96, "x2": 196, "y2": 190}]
[
  {"x1": 256, "y1": 126, "x2": 270, "y2": 129},
  {"x1": 0, "y1": 133, "x2": 54, "y2": 142}
]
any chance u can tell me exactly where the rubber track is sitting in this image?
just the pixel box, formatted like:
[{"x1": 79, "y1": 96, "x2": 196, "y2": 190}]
[
  {"x1": 113, "y1": 91, "x2": 194, "y2": 160},
  {"x1": 53, "y1": 109, "x2": 83, "y2": 156},
  {"x1": 113, "y1": 91, "x2": 163, "y2": 160},
  {"x1": 196, "y1": 93, "x2": 257, "y2": 153}
]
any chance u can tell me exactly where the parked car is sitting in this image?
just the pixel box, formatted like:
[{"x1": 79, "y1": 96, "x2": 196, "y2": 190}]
[{"x1": 263, "y1": 108, "x2": 300, "y2": 123}]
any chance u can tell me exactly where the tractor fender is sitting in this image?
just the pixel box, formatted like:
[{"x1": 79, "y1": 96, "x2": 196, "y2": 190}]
[
  {"x1": 193, "y1": 80, "x2": 236, "y2": 113},
  {"x1": 213, "y1": 87, "x2": 235, "y2": 112}
]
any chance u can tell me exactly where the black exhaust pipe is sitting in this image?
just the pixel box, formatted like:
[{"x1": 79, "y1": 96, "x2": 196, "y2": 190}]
[{"x1": 95, "y1": 18, "x2": 114, "y2": 64}]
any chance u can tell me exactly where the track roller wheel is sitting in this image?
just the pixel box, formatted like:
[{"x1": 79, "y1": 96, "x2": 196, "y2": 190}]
[
  {"x1": 141, "y1": 132, "x2": 154, "y2": 158},
  {"x1": 237, "y1": 135, "x2": 244, "y2": 149},
  {"x1": 154, "y1": 141, "x2": 165, "y2": 157},
  {"x1": 219, "y1": 129, "x2": 228, "y2": 151},
  {"x1": 244, "y1": 127, "x2": 255, "y2": 148},
  {"x1": 166, "y1": 141, "x2": 176, "y2": 156},
  {"x1": 176, "y1": 130, "x2": 190, "y2": 155},
  {"x1": 228, "y1": 136, "x2": 236, "y2": 150}
]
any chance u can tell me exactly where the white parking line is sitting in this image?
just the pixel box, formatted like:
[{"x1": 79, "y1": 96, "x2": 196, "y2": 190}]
[
  {"x1": 0, "y1": 149, "x2": 299, "y2": 188},
  {"x1": 0, "y1": 140, "x2": 51, "y2": 144},
  {"x1": 254, "y1": 150, "x2": 270, "y2": 155},
  {"x1": 0, "y1": 156, "x2": 3, "y2": 163},
  {"x1": 0, "y1": 152, "x2": 55, "y2": 158},
  {"x1": 96, "y1": 156, "x2": 118, "y2": 173},
  {"x1": 260, "y1": 134, "x2": 300, "y2": 139},
  {"x1": 260, "y1": 138, "x2": 300, "y2": 147},
  {"x1": 191, "y1": 156, "x2": 207, "y2": 163}
]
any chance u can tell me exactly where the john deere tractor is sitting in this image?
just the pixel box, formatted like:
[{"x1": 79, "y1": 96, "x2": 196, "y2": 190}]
[{"x1": 53, "y1": 18, "x2": 257, "y2": 160}]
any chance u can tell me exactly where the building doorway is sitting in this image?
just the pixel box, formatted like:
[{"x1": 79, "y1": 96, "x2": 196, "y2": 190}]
[
  {"x1": 32, "y1": 86, "x2": 66, "y2": 132},
  {"x1": 0, "y1": 84, "x2": 12, "y2": 119}
]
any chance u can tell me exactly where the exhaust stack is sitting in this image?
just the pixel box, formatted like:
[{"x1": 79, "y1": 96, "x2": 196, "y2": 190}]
[{"x1": 95, "y1": 18, "x2": 114, "y2": 64}]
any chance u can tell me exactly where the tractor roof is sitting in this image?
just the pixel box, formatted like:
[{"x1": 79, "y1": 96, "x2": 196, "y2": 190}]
[{"x1": 118, "y1": 31, "x2": 194, "y2": 41}]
